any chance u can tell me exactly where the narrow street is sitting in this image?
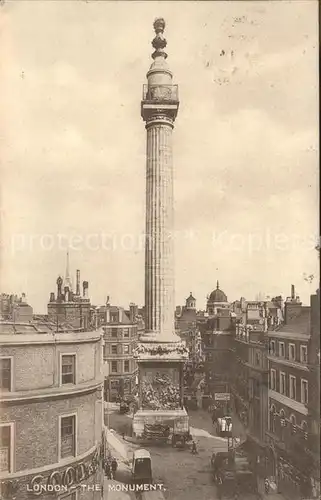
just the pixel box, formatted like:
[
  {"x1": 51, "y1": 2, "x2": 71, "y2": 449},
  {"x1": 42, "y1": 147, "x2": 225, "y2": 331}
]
[{"x1": 105, "y1": 405, "x2": 256, "y2": 500}]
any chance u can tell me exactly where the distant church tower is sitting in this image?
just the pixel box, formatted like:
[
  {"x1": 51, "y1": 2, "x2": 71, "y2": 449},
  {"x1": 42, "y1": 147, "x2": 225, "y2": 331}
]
[
  {"x1": 64, "y1": 251, "x2": 73, "y2": 292},
  {"x1": 185, "y1": 293, "x2": 196, "y2": 310}
]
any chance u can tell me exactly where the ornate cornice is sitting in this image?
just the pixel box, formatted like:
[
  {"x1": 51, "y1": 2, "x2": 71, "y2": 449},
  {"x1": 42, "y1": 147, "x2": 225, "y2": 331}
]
[
  {"x1": 0, "y1": 379, "x2": 103, "y2": 405},
  {"x1": 133, "y1": 341, "x2": 188, "y2": 361}
]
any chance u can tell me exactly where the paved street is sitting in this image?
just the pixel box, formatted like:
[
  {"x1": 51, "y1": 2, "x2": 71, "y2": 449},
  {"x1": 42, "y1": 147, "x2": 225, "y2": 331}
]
[
  {"x1": 105, "y1": 406, "x2": 288, "y2": 500},
  {"x1": 103, "y1": 429, "x2": 134, "y2": 500},
  {"x1": 187, "y1": 409, "x2": 247, "y2": 442},
  {"x1": 106, "y1": 407, "x2": 258, "y2": 500}
]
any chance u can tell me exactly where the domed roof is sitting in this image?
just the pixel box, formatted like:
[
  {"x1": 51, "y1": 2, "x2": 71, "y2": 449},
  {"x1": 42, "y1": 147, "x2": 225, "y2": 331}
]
[{"x1": 208, "y1": 281, "x2": 228, "y2": 303}]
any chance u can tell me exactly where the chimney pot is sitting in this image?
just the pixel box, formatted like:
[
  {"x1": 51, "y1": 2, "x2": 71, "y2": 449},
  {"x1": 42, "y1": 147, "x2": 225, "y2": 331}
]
[
  {"x1": 291, "y1": 284, "x2": 295, "y2": 300},
  {"x1": 76, "y1": 270, "x2": 80, "y2": 296},
  {"x1": 82, "y1": 281, "x2": 89, "y2": 298}
]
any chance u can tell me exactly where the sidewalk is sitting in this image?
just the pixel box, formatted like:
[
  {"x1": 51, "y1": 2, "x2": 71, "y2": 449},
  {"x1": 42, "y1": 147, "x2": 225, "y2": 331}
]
[
  {"x1": 257, "y1": 477, "x2": 287, "y2": 500},
  {"x1": 104, "y1": 427, "x2": 165, "y2": 500},
  {"x1": 103, "y1": 428, "x2": 134, "y2": 500},
  {"x1": 105, "y1": 428, "x2": 131, "y2": 463}
]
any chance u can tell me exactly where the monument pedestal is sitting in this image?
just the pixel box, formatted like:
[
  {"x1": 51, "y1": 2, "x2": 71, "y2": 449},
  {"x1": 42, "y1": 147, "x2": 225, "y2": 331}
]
[
  {"x1": 133, "y1": 339, "x2": 189, "y2": 438},
  {"x1": 133, "y1": 409, "x2": 188, "y2": 438}
]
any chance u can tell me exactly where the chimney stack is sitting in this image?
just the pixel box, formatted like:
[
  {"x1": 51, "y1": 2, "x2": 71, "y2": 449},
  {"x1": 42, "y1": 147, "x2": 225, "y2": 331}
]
[
  {"x1": 50, "y1": 292, "x2": 55, "y2": 302},
  {"x1": 291, "y1": 284, "x2": 295, "y2": 300},
  {"x1": 64, "y1": 286, "x2": 69, "y2": 302},
  {"x1": 285, "y1": 285, "x2": 302, "y2": 324},
  {"x1": 106, "y1": 297, "x2": 110, "y2": 324},
  {"x1": 129, "y1": 302, "x2": 138, "y2": 323},
  {"x1": 76, "y1": 270, "x2": 80, "y2": 296},
  {"x1": 83, "y1": 281, "x2": 89, "y2": 298},
  {"x1": 57, "y1": 277, "x2": 63, "y2": 299}
]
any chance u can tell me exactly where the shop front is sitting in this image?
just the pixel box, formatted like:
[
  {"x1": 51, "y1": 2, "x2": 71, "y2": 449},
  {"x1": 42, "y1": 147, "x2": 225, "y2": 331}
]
[
  {"x1": 0, "y1": 445, "x2": 102, "y2": 500},
  {"x1": 277, "y1": 454, "x2": 312, "y2": 500}
]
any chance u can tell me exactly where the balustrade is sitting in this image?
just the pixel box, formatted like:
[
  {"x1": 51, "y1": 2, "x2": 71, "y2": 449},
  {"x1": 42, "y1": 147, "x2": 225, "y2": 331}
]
[{"x1": 142, "y1": 84, "x2": 179, "y2": 102}]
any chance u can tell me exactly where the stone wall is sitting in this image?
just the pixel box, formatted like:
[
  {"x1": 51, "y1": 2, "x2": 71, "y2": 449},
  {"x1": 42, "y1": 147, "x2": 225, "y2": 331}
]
[{"x1": 1, "y1": 391, "x2": 99, "y2": 472}]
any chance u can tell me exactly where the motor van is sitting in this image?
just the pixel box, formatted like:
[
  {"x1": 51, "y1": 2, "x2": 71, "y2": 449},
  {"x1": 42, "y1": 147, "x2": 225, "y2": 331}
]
[{"x1": 131, "y1": 449, "x2": 152, "y2": 484}]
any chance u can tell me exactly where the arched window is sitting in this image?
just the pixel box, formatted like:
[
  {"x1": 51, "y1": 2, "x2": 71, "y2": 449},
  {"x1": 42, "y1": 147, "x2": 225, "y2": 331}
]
[
  {"x1": 269, "y1": 405, "x2": 276, "y2": 433},
  {"x1": 279, "y1": 409, "x2": 286, "y2": 431},
  {"x1": 301, "y1": 420, "x2": 308, "y2": 440},
  {"x1": 290, "y1": 414, "x2": 296, "y2": 434}
]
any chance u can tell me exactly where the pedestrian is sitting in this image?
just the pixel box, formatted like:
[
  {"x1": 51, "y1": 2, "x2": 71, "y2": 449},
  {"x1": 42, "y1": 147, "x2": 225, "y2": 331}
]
[
  {"x1": 191, "y1": 440, "x2": 197, "y2": 454},
  {"x1": 104, "y1": 458, "x2": 111, "y2": 479},
  {"x1": 111, "y1": 457, "x2": 118, "y2": 478}
]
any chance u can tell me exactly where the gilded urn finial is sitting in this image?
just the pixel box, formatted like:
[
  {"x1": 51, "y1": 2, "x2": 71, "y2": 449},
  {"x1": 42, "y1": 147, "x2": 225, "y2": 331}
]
[{"x1": 152, "y1": 17, "x2": 167, "y2": 59}]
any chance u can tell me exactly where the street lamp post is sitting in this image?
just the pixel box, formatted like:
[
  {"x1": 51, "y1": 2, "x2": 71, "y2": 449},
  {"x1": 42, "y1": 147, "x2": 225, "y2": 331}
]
[{"x1": 106, "y1": 379, "x2": 111, "y2": 430}]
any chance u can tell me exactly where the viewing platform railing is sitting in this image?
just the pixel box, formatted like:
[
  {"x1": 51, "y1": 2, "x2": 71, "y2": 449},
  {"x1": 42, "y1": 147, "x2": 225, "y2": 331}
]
[{"x1": 142, "y1": 84, "x2": 179, "y2": 102}]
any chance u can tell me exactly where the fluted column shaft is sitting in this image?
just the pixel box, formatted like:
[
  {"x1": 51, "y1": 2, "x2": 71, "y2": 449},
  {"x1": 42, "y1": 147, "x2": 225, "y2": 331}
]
[{"x1": 145, "y1": 118, "x2": 175, "y2": 340}]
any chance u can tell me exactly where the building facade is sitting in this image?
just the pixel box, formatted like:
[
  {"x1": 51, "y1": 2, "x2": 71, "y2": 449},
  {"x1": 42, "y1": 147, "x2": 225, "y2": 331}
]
[
  {"x1": 200, "y1": 283, "x2": 234, "y2": 403},
  {"x1": 307, "y1": 289, "x2": 320, "y2": 499},
  {"x1": 102, "y1": 303, "x2": 139, "y2": 402},
  {"x1": 232, "y1": 304, "x2": 270, "y2": 493},
  {"x1": 175, "y1": 293, "x2": 204, "y2": 364},
  {"x1": 175, "y1": 293, "x2": 197, "y2": 334},
  {"x1": 266, "y1": 286, "x2": 318, "y2": 499},
  {"x1": 0, "y1": 320, "x2": 104, "y2": 500},
  {"x1": 229, "y1": 296, "x2": 287, "y2": 496}
]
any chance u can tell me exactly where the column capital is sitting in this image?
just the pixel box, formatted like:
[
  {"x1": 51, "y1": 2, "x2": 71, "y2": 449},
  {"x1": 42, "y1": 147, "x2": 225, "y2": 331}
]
[{"x1": 145, "y1": 115, "x2": 174, "y2": 129}]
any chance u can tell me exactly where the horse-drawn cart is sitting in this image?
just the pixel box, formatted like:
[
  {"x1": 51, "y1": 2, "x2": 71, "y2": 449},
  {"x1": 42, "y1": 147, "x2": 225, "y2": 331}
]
[{"x1": 211, "y1": 450, "x2": 258, "y2": 499}]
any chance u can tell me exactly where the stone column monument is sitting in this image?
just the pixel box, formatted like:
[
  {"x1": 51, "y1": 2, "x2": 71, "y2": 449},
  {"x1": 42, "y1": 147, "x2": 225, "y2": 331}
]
[{"x1": 133, "y1": 18, "x2": 189, "y2": 437}]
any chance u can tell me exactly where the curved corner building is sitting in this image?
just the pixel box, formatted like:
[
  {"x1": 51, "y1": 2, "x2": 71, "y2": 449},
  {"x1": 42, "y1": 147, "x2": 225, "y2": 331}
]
[{"x1": 0, "y1": 321, "x2": 104, "y2": 500}]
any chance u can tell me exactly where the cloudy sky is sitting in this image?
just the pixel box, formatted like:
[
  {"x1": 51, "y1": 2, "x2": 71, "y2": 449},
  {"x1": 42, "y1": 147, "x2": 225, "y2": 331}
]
[{"x1": 0, "y1": 0, "x2": 319, "y2": 312}]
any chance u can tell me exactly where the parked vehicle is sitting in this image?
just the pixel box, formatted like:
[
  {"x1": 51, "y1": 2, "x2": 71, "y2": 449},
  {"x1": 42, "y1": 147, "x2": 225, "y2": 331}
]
[
  {"x1": 131, "y1": 449, "x2": 152, "y2": 484},
  {"x1": 211, "y1": 450, "x2": 257, "y2": 499},
  {"x1": 119, "y1": 400, "x2": 130, "y2": 414},
  {"x1": 216, "y1": 416, "x2": 232, "y2": 437},
  {"x1": 172, "y1": 434, "x2": 186, "y2": 449},
  {"x1": 172, "y1": 417, "x2": 190, "y2": 449}
]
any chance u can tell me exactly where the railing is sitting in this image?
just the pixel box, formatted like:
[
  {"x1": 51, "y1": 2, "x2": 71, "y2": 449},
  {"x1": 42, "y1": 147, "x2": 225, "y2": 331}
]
[{"x1": 142, "y1": 84, "x2": 179, "y2": 102}]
